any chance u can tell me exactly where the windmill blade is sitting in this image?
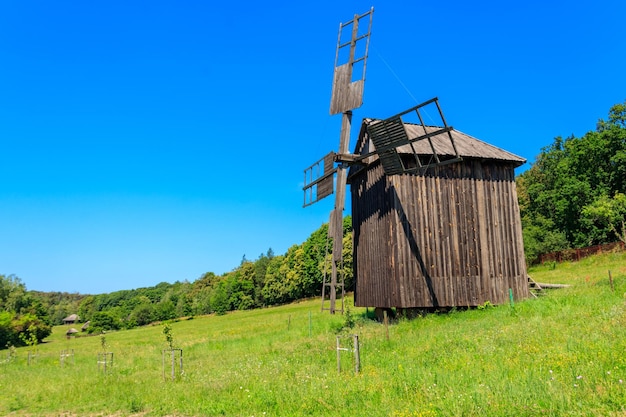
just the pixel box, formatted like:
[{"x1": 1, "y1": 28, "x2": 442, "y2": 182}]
[
  {"x1": 303, "y1": 152, "x2": 337, "y2": 207},
  {"x1": 366, "y1": 97, "x2": 462, "y2": 175},
  {"x1": 367, "y1": 115, "x2": 409, "y2": 175},
  {"x1": 329, "y1": 7, "x2": 374, "y2": 115}
]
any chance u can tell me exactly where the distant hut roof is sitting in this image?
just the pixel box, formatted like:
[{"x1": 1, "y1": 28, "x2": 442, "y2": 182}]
[
  {"x1": 66, "y1": 328, "x2": 79, "y2": 335},
  {"x1": 63, "y1": 314, "x2": 80, "y2": 322},
  {"x1": 81, "y1": 321, "x2": 90, "y2": 331},
  {"x1": 358, "y1": 120, "x2": 526, "y2": 167}
]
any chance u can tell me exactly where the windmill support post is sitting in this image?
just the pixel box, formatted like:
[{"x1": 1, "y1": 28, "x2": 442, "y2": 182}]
[{"x1": 328, "y1": 111, "x2": 352, "y2": 314}]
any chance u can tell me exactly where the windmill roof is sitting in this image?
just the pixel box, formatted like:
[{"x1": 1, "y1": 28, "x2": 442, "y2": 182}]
[{"x1": 359, "y1": 119, "x2": 526, "y2": 167}]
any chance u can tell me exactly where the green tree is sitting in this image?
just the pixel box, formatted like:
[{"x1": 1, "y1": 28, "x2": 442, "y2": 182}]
[
  {"x1": 190, "y1": 286, "x2": 213, "y2": 316},
  {"x1": 129, "y1": 302, "x2": 156, "y2": 326},
  {"x1": 0, "y1": 311, "x2": 15, "y2": 347},
  {"x1": 0, "y1": 313, "x2": 51, "y2": 348},
  {"x1": 252, "y1": 249, "x2": 274, "y2": 306},
  {"x1": 0, "y1": 275, "x2": 52, "y2": 348},
  {"x1": 517, "y1": 101, "x2": 626, "y2": 259},
  {"x1": 261, "y1": 254, "x2": 289, "y2": 305},
  {"x1": 597, "y1": 101, "x2": 626, "y2": 131},
  {"x1": 582, "y1": 193, "x2": 626, "y2": 244},
  {"x1": 0, "y1": 274, "x2": 29, "y2": 313},
  {"x1": 77, "y1": 295, "x2": 98, "y2": 322},
  {"x1": 227, "y1": 261, "x2": 256, "y2": 310},
  {"x1": 19, "y1": 324, "x2": 39, "y2": 353},
  {"x1": 210, "y1": 282, "x2": 230, "y2": 316},
  {"x1": 155, "y1": 300, "x2": 176, "y2": 321},
  {"x1": 299, "y1": 223, "x2": 330, "y2": 299},
  {"x1": 163, "y1": 323, "x2": 175, "y2": 349},
  {"x1": 88, "y1": 311, "x2": 121, "y2": 334}
]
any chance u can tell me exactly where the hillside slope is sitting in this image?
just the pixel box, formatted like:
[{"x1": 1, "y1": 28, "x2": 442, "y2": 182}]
[{"x1": 2, "y1": 251, "x2": 625, "y2": 416}]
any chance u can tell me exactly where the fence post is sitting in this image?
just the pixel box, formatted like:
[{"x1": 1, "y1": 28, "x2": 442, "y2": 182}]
[
  {"x1": 353, "y1": 334, "x2": 360, "y2": 374},
  {"x1": 336, "y1": 336, "x2": 341, "y2": 373}
]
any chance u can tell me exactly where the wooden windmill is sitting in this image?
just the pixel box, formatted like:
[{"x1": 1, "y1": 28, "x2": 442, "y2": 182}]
[{"x1": 303, "y1": 8, "x2": 463, "y2": 314}]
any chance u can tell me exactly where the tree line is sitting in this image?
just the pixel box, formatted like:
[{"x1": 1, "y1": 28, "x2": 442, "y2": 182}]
[
  {"x1": 517, "y1": 101, "x2": 626, "y2": 263},
  {"x1": 1, "y1": 217, "x2": 352, "y2": 343},
  {"x1": 0, "y1": 274, "x2": 52, "y2": 349}
]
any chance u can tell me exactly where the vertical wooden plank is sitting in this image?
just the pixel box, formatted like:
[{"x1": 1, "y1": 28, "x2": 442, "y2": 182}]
[{"x1": 415, "y1": 173, "x2": 429, "y2": 306}]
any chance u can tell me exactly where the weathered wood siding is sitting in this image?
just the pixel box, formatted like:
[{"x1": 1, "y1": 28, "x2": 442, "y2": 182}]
[{"x1": 351, "y1": 159, "x2": 528, "y2": 308}]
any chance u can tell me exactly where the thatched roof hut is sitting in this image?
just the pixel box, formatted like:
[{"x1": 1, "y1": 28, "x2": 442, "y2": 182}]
[{"x1": 63, "y1": 314, "x2": 80, "y2": 325}]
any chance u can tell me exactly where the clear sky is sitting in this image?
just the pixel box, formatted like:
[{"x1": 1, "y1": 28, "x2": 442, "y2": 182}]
[{"x1": 1, "y1": 1, "x2": 625, "y2": 294}]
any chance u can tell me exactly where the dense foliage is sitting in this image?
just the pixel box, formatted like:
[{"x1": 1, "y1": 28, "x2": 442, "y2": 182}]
[
  {"x1": 0, "y1": 274, "x2": 51, "y2": 348},
  {"x1": 517, "y1": 101, "x2": 626, "y2": 263},
  {"x1": 31, "y1": 290, "x2": 86, "y2": 326}
]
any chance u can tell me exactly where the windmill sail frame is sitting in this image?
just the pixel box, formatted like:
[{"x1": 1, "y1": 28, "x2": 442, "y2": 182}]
[
  {"x1": 329, "y1": 8, "x2": 374, "y2": 116},
  {"x1": 303, "y1": 152, "x2": 337, "y2": 207},
  {"x1": 366, "y1": 97, "x2": 463, "y2": 175}
]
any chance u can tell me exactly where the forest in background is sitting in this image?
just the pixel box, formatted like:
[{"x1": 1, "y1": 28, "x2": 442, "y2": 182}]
[
  {"x1": 1, "y1": 101, "x2": 625, "y2": 347},
  {"x1": 517, "y1": 101, "x2": 626, "y2": 262},
  {"x1": 0, "y1": 216, "x2": 352, "y2": 346}
]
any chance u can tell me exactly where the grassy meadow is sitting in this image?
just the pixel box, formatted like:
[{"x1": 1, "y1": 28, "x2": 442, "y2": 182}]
[{"x1": 2, "y1": 251, "x2": 626, "y2": 416}]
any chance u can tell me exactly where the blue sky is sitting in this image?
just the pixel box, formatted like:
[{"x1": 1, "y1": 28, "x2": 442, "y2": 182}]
[{"x1": 1, "y1": 1, "x2": 625, "y2": 294}]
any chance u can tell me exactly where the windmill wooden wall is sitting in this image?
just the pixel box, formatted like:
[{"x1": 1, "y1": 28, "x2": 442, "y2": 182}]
[{"x1": 349, "y1": 123, "x2": 529, "y2": 309}]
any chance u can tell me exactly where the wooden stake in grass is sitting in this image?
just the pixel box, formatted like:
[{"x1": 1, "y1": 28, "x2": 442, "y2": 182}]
[
  {"x1": 97, "y1": 334, "x2": 114, "y2": 373},
  {"x1": 162, "y1": 323, "x2": 183, "y2": 381},
  {"x1": 60, "y1": 349, "x2": 74, "y2": 367},
  {"x1": 336, "y1": 334, "x2": 360, "y2": 374},
  {"x1": 609, "y1": 270, "x2": 614, "y2": 291}
]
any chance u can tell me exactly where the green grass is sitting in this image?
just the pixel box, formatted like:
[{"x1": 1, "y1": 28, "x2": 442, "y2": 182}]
[{"x1": 2, "y1": 251, "x2": 626, "y2": 416}]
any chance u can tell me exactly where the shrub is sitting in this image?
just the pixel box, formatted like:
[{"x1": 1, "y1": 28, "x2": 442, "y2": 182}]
[{"x1": 88, "y1": 311, "x2": 121, "y2": 334}]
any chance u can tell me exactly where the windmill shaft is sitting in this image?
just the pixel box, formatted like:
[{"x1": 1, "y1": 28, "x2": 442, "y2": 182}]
[{"x1": 328, "y1": 111, "x2": 352, "y2": 314}]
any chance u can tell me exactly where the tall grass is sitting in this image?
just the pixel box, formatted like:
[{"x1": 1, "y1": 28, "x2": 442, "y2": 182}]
[{"x1": 2, "y1": 251, "x2": 626, "y2": 416}]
